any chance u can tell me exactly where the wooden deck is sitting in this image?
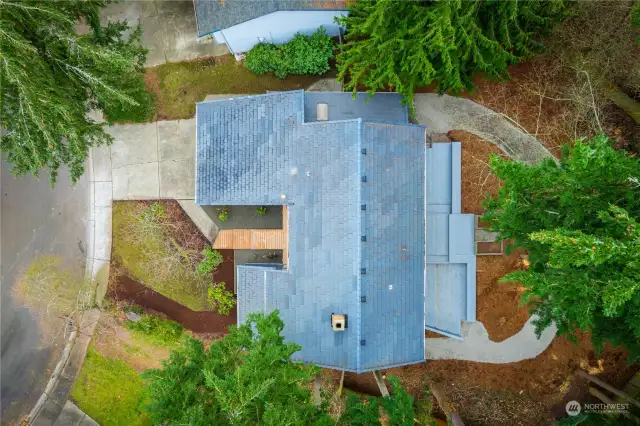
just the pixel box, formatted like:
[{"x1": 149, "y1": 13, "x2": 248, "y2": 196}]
[
  {"x1": 212, "y1": 206, "x2": 289, "y2": 268},
  {"x1": 212, "y1": 229, "x2": 287, "y2": 249}
]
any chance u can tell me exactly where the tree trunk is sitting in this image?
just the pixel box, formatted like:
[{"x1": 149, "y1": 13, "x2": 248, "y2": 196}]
[{"x1": 601, "y1": 80, "x2": 640, "y2": 124}]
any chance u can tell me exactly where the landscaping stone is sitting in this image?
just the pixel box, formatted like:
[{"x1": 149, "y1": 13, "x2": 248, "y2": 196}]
[{"x1": 125, "y1": 311, "x2": 141, "y2": 322}]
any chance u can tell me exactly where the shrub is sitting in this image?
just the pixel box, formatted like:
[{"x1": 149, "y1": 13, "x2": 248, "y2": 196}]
[
  {"x1": 125, "y1": 313, "x2": 184, "y2": 346},
  {"x1": 196, "y1": 247, "x2": 224, "y2": 275},
  {"x1": 245, "y1": 27, "x2": 334, "y2": 78},
  {"x1": 206, "y1": 282, "x2": 235, "y2": 315},
  {"x1": 217, "y1": 207, "x2": 230, "y2": 222},
  {"x1": 256, "y1": 206, "x2": 267, "y2": 216}
]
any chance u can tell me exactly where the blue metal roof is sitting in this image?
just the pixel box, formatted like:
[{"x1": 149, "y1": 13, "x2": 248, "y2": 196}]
[
  {"x1": 194, "y1": 0, "x2": 349, "y2": 37},
  {"x1": 425, "y1": 143, "x2": 476, "y2": 338},
  {"x1": 197, "y1": 91, "x2": 475, "y2": 371}
]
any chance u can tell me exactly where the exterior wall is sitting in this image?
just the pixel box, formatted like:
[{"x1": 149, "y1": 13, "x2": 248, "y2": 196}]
[{"x1": 215, "y1": 10, "x2": 346, "y2": 54}]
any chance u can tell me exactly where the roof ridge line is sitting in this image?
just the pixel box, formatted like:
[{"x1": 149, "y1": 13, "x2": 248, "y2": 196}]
[{"x1": 196, "y1": 90, "x2": 304, "y2": 105}]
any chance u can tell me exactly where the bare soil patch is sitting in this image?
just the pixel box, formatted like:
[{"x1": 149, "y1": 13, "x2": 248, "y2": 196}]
[{"x1": 91, "y1": 311, "x2": 170, "y2": 372}]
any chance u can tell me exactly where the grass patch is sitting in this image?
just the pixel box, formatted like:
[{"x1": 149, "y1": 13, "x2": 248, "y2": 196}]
[
  {"x1": 13, "y1": 255, "x2": 94, "y2": 320},
  {"x1": 71, "y1": 347, "x2": 149, "y2": 426},
  {"x1": 112, "y1": 202, "x2": 210, "y2": 311},
  {"x1": 148, "y1": 55, "x2": 334, "y2": 120},
  {"x1": 125, "y1": 313, "x2": 185, "y2": 346}
]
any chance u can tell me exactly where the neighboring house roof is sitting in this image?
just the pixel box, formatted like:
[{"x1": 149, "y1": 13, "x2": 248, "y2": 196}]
[
  {"x1": 195, "y1": 91, "x2": 475, "y2": 372},
  {"x1": 194, "y1": 0, "x2": 350, "y2": 37}
]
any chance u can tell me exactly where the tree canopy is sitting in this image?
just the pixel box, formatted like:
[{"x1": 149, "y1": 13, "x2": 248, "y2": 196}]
[
  {"x1": 144, "y1": 311, "x2": 432, "y2": 425},
  {"x1": 336, "y1": 0, "x2": 568, "y2": 111},
  {"x1": 483, "y1": 135, "x2": 640, "y2": 362},
  {"x1": 0, "y1": 0, "x2": 154, "y2": 184}
]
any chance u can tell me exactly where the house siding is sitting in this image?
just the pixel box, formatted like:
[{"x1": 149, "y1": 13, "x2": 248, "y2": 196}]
[{"x1": 214, "y1": 10, "x2": 346, "y2": 54}]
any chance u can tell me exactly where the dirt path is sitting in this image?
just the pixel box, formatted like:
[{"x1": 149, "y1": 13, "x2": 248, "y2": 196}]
[{"x1": 111, "y1": 268, "x2": 236, "y2": 334}]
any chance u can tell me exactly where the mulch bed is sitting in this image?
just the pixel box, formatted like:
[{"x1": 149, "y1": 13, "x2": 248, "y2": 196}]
[{"x1": 110, "y1": 271, "x2": 236, "y2": 334}]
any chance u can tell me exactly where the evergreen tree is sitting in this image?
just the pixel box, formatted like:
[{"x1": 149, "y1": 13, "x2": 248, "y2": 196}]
[
  {"x1": 483, "y1": 135, "x2": 640, "y2": 362},
  {"x1": 336, "y1": 0, "x2": 568, "y2": 111},
  {"x1": 144, "y1": 311, "x2": 429, "y2": 425},
  {"x1": 0, "y1": 0, "x2": 154, "y2": 184}
]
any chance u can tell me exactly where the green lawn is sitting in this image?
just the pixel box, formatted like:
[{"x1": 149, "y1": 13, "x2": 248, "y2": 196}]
[
  {"x1": 148, "y1": 55, "x2": 334, "y2": 120},
  {"x1": 71, "y1": 347, "x2": 149, "y2": 426}
]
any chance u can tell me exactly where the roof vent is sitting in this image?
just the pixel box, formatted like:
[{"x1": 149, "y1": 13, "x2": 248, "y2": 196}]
[
  {"x1": 316, "y1": 103, "x2": 328, "y2": 121},
  {"x1": 331, "y1": 313, "x2": 347, "y2": 331}
]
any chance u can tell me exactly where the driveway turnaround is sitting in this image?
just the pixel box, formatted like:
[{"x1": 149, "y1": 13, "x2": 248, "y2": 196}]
[
  {"x1": 99, "y1": 0, "x2": 229, "y2": 67},
  {"x1": 0, "y1": 163, "x2": 89, "y2": 423}
]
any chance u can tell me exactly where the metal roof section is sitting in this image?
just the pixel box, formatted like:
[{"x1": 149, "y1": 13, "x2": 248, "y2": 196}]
[
  {"x1": 425, "y1": 142, "x2": 476, "y2": 338},
  {"x1": 198, "y1": 91, "x2": 475, "y2": 371}
]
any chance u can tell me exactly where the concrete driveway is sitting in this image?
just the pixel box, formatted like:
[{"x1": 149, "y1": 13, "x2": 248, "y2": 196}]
[
  {"x1": 0, "y1": 163, "x2": 89, "y2": 423},
  {"x1": 99, "y1": 0, "x2": 229, "y2": 67},
  {"x1": 100, "y1": 119, "x2": 196, "y2": 200}
]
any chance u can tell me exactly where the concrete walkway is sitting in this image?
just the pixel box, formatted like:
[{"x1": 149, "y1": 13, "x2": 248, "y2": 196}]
[
  {"x1": 414, "y1": 93, "x2": 556, "y2": 165},
  {"x1": 425, "y1": 316, "x2": 558, "y2": 363},
  {"x1": 52, "y1": 401, "x2": 98, "y2": 426}
]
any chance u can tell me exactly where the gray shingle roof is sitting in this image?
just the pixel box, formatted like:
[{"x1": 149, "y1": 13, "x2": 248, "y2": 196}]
[
  {"x1": 194, "y1": 0, "x2": 349, "y2": 37},
  {"x1": 197, "y1": 92, "x2": 425, "y2": 372},
  {"x1": 196, "y1": 91, "x2": 475, "y2": 372}
]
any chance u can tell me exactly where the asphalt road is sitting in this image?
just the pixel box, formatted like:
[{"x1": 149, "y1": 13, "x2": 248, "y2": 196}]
[{"x1": 1, "y1": 161, "x2": 89, "y2": 423}]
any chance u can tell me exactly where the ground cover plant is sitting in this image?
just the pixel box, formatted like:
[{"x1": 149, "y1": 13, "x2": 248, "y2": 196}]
[
  {"x1": 112, "y1": 201, "x2": 234, "y2": 313},
  {"x1": 124, "y1": 312, "x2": 185, "y2": 346},
  {"x1": 245, "y1": 28, "x2": 334, "y2": 79},
  {"x1": 71, "y1": 347, "x2": 149, "y2": 426}
]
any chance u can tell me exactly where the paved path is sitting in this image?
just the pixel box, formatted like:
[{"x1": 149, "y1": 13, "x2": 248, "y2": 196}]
[
  {"x1": 0, "y1": 164, "x2": 89, "y2": 423},
  {"x1": 414, "y1": 93, "x2": 555, "y2": 165},
  {"x1": 99, "y1": 0, "x2": 229, "y2": 67},
  {"x1": 425, "y1": 316, "x2": 558, "y2": 363}
]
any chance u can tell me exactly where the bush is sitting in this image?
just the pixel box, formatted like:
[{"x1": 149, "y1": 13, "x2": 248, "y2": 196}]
[
  {"x1": 217, "y1": 207, "x2": 230, "y2": 222},
  {"x1": 196, "y1": 247, "x2": 223, "y2": 276},
  {"x1": 245, "y1": 27, "x2": 334, "y2": 78},
  {"x1": 206, "y1": 282, "x2": 235, "y2": 315},
  {"x1": 125, "y1": 313, "x2": 184, "y2": 346},
  {"x1": 256, "y1": 206, "x2": 267, "y2": 216}
]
